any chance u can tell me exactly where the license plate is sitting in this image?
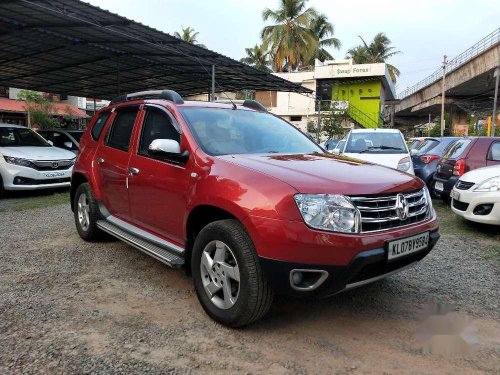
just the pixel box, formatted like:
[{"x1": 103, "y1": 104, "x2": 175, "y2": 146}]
[
  {"x1": 450, "y1": 190, "x2": 460, "y2": 201},
  {"x1": 44, "y1": 171, "x2": 65, "y2": 178},
  {"x1": 435, "y1": 181, "x2": 444, "y2": 192},
  {"x1": 387, "y1": 232, "x2": 429, "y2": 261}
]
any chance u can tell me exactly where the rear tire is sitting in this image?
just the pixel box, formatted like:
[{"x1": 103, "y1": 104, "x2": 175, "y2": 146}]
[
  {"x1": 192, "y1": 219, "x2": 273, "y2": 327},
  {"x1": 74, "y1": 183, "x2": 105, "y2": 241}
]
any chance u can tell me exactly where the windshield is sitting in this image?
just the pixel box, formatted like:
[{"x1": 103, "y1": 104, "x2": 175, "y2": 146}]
[
  {"x1": 179, "y1": 108, "x2": 322, "y2": 156},
  {"x1": 67, "y1": 131, "x2": 83, "y2": 142},
  {"x1": 345, "y1": 132, "x2": 407, "y2": 154},
  {"x1": 0, "y1": 127, "x2": 50, "y2": 147},
  {"x1": 336, "y1": 140, "x2": 346, "y2": 150}
]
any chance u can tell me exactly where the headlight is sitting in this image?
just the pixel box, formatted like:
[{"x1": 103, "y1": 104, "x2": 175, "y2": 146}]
[
  {"x1": 294, "y1": 194, "x2": 361, "y2": 233},
  {"x1": 3, "y1": 155, "x2": 34, "y2": 168},
  {"x1": 474, "y1": 176, "x2": 500, "y2": 192},
  {"x1": 423, "y1": 186, "x2": 434, "y2": 219},
  {"x1": 397, "y1": 157, "x2": 411, "y2": 171}
]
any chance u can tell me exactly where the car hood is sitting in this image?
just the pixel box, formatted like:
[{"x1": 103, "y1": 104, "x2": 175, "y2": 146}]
[
  {"x1": 219, "y1": 153, "x2": 422, "y2": 195},
  {"x1": 0, "y1": 146, "x2": 75, "y2": 160},
  {"x1": 460, "y1": 165, "x2": 500, "y2": 183},
  {"x1": 342, "y1": 152, "x2": 408, "y2": 169}
]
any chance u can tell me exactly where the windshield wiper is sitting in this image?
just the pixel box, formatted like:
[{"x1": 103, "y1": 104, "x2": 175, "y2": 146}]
[{"x1": 370, "y1": 146, "x2": 404, "y2": 151}]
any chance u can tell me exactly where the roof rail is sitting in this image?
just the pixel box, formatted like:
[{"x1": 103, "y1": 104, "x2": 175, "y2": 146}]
[
  {"x1": 242, "y1": 100, "x2": 267, "y2": 112},
  {"x1": 110, "y1": 90, "x2": 184, "y2": 105}
]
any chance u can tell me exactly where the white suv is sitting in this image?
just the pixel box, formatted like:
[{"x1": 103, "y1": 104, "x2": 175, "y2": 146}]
[
  {"x1": 0, "y1": 124, "x2": 76, "y2": 196},
  {"x1": 342, "y1": 128, "x2": 414, "y2": 174}
]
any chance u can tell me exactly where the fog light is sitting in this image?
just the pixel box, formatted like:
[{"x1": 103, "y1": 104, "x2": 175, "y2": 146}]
[
  {"x1": 473, "y1": 204, "x2": 493, "y2": 216},
  {"x1": 290, "y1": 269, "x2": 329, "y2": 291}
]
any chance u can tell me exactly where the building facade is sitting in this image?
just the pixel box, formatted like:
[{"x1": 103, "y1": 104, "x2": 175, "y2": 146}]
[{"x1": 256, "y1": 59, "x2": 396, "y2": 133}]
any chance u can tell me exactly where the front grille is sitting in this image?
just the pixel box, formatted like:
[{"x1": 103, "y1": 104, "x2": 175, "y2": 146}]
[
  {"x1": 455, "y1": 180, "x2": 475, "y2": 190},
  {"x1": 452, "y1": 199, "x2": 469, "y2": 211},
  {"x1": 31, "y1": 159, "x2": 74, "y2": 171},
  {"x1": 350, "y1": 189, "x2": 429, "y2": 232},
  {"x1": 13, "y1": 177, "x2": 70, "y2": 185}
]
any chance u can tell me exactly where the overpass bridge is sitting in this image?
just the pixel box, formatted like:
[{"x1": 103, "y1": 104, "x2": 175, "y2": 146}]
[{"x1": 394, "y1": 28, "x2": 500, "y2": 132}]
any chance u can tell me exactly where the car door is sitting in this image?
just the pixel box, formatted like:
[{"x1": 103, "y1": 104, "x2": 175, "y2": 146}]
[
  {"x1": 486, "y1": 141, "x2": 500, "y2": 166},
  {"x1": 127, "y1": 105, "x2": 192, "y2": 245},
  {"x1": 95, "y1": 106, "x2": 141, "y2": 220}
]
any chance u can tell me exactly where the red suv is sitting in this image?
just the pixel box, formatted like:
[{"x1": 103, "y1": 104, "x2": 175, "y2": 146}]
[
  {"x1": 71, "y1": 90, "x2": 440, "y2": 327},
  {"x1": 433, "y1": 137, "x2": 500, "y2": 199}
]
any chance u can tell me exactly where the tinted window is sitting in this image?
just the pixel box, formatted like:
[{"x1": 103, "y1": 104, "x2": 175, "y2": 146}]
[
  {"x1": 179, "y1": 108, "x2": 321, "y2": 156},
  {"x1": 443, "y1": 139, "x2": 472, "y2": 159},
  {"x1": 416, "y1": 139, "x2": 439, "y2": 154},
  {"x1": 345, "y1": 132, "x2": 407, "y2": 153},
  {"x1": 106, "y1": 108, "x2": 138, "y2": 151},
  {"x1": 0, "y1": 127, "x2": 50, "y2": 147},
  {"x1": 489, "y1": 142, "x2": 500, "y2": 161},
  {"x1": 91, "y1": 112, "x2": 111, "y2": 141},
  {"x1": 139, "y1": 108, "x2": 180, "y2": 155},
  {"x1": 68, "y1": 131, "x2": 83, "y2": 142}
]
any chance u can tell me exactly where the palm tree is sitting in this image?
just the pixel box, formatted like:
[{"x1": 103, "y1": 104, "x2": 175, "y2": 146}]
[
  {"x1": 261, "y1": 0, "x2": 318, "y2": 72},
  {"x1": 306, "y1": 13, "x2": 341, "y2": 66},
  {"x1": 173, "y1": 26, "x2": 206, "y2": 48},
  {"x1": 240, "y1": 44, "x2": 272, "y2": 72},
  {"x1": 348, "y1": 33, "x2": 400, "y2": 83}
]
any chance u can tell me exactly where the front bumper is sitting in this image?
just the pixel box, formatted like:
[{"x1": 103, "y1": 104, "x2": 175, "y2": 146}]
[
  {"x1": 451, "y1": 188, "x2": 500, "y2": 225},
  {"x1": 259, "y1": 230, "x2": 440, "y2": 298},
  {"x1": 0, "y1": 163, "x2": 72, "y2": 191}
]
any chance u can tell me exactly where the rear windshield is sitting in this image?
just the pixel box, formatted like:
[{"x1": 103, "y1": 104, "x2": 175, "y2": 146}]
[
  {"x1": 179, "y1": 107, "x2": 322, "y2": 156},
  {"x1": 67, "y1": 131, "x2": 83, "y2": 142},
  {"x1": 345, "y1": 132, "x2": 407, "y2": 154},
  {"x1": 0, "y1": 127, "x2": 50, "y2": 147},
  {"x1": 443, "y1": 139, "x2": 471, "y2": 159},
  {"x1": 416, "y1": 139, "x2": 439, "y2": 154}
]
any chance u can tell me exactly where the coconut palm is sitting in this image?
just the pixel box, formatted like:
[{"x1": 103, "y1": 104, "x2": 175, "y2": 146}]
[
  {"x1": 305, "y1": 13, "x2": 341, "y2": 66},
  {"x1": 173, "y1": 26, "x2": 206, "y2": 48},
  {"x1": 261, "y1": 0, "x2": 319, "y2": 72},
  {"x1": 346, "y1": 33, "x2": 400, "y2": 83},
  {"x1": 240, "y1": 44, "x2": 272, "y2": 72}
]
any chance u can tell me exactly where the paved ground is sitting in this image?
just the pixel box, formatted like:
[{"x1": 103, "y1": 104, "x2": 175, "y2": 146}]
[{"x1": 0, "y1": 191, "x2": 499, "y2": 374}]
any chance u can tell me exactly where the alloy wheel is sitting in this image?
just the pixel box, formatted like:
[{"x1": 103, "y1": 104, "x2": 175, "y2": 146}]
[{"x1": 77, "y1": 193, "x2": 90, "y2": 232}]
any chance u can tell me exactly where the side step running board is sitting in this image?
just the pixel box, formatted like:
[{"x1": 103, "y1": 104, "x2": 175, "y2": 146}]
[{"x1": 97, "y1": 220, "x2": 184, "y2": 268}]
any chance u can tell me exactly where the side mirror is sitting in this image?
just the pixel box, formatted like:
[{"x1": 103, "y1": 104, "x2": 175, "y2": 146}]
[
  {"x1": 148, "y1": 139, "x2": 189, "y2": 163},
  {"x1": 410, "y1": 149, "x2": 418, "y2": 155},
  {"x1": 63, "y1": 141, "x2": 73, "y2": 149},
  {"x1": 47, "y1": 140, "x2": 54, "y2": 146},
  {"x1": 332, "y1": 149, "x2": 340, "y2": 155}
]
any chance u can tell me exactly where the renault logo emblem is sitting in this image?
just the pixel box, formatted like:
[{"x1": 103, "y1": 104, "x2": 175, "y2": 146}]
[
  {"x1": 395, "y1": 194, "x2": 409, "y2": 220},
  {"x1": 51, "y1": 161, "x2": 59, "y2": 169}
]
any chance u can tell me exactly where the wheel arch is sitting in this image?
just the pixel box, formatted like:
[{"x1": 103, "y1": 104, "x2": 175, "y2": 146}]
[
  {"x1": 70, "y1": 172, "x2": 88, "y2": 211},
  {"x1": 184, "y1": 204, "x2": 241, "y2": 275}
]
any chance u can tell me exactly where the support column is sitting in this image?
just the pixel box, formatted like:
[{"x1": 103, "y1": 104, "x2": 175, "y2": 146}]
[{"x1": 211, "y1": 65, "x2": 215, "y2": 102}]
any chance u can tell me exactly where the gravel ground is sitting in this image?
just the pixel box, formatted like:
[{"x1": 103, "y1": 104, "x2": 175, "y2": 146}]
[{"x1": 0, "y1": 196, "x2": 499, "y2": 374}]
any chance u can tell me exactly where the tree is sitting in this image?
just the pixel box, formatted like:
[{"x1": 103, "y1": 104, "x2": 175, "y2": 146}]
[
  {"x1": 261, "y1": 0, "x2": 318, "y2": 72},
  {"x1": 173, "y1": 26, "x2": 206, "y2": 48},
  {"x1": 240, "y1": 44, "x2": 272, "y2": 72},
  {"x1": 346, "y1": 33, "x2": 401, "y2": 83},
  {"x1": 321, "y1": 111, "x2": 345, "y2": 139},
  {"x1": 17, "y1": 90, "x2": 58, "y2": 129},
  {"x1": 305, "y1": 13, "x2": 341, "y2": 66}
]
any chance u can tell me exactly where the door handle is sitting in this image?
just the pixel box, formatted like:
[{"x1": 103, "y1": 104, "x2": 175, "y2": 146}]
[
  {"x1": 129, "y1": 167, "x2": 140, "y2": 175},
  {"x1": 96, "y1": 157, "x2": 104, "y2": 164}
]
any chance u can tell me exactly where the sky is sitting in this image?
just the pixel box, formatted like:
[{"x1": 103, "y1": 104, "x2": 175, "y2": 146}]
[{"x1": 85, "y1": 0, "x2": 499, "y2": 93}]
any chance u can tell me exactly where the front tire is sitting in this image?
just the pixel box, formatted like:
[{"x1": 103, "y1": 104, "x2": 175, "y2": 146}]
[
  {"x1": 192, "y1": 219, "x2": 273, "y2": 327},
  {"x1": 74, "y1": 183, "x2": 105, "y2": 241}
]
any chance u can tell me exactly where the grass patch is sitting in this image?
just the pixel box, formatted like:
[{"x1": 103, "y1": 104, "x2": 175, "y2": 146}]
[{"x1": 0, "y1": 191, "x2": 69, "y2": 212}]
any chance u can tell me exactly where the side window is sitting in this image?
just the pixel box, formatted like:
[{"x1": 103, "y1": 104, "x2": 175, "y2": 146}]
[
  {"x1": 106, "y1": 108, "x2": 139, "y2": 151},
  {"x1": 139, "y1": 108, "x2": 180, "y2": 156},
  {"x1": 91, "y1": 111, "x2": 111, "y2": 141},
  {"x1": 488, "y1": 142, "x2": 500, "y2": 161}
]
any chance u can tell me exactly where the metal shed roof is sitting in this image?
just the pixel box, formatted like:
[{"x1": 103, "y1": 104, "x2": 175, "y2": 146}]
[{"x1": 0, "y1": 0, "x2": 311, "y2": 100}]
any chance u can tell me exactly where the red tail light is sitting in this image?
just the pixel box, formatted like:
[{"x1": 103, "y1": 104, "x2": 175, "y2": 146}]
[
  {"x1": 453, "y1": 159, "x2": 465, "y2": 176},
  {"x1": 420, "y1": 155, "x2": 440, "y2": 164}
]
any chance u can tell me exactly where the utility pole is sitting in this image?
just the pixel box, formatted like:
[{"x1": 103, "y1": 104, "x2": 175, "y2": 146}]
[
  {"x1": 316, "y1": 98, "x2": 322, "y2": 142},
  {"x1": 440, "y1": 55, "x2": 447, "y2": 137},
  {"x1": 492, "y1": 66, "x2": 499, "y2": 137},
  {"x1": 211, "y1": 65, "x2": 215, "y2": 102},
  {"x1": 428, "y1": 113, "x2": 431, "y2": 136}
]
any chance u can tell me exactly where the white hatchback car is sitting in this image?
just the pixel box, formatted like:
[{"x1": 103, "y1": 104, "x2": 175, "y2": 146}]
[
  {"x1": 0, "y1": 124, "x2": 76, "y2": 196},
  {"x1": 342, "y1": 129, "x2": 414, "y2": 174},
  {"x1": 450, "y1": 165, "x2": 500, "y2": 225}
]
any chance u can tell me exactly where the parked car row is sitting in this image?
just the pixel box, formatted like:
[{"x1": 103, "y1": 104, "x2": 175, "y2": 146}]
[{"x1": 410, "y1": 136, "x2": 500, "y2": 225}]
